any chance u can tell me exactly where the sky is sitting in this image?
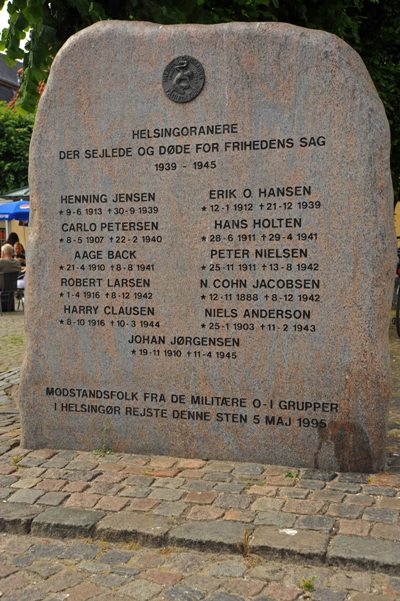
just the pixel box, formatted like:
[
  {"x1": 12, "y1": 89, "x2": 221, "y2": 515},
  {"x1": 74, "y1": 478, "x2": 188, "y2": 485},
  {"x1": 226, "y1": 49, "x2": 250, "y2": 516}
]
[
  {"x1": 0, "y1": 3, "x2": 9, "y2": 32},
  {"x1": 0, "y1": 2, "x2": 27, "y2": 48}
]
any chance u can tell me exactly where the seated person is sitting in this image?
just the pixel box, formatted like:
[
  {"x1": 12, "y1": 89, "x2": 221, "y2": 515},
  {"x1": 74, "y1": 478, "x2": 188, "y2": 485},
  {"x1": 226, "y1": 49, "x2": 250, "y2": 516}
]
[
  {"x1": 0, "y1": 244, "x2": 21, "y2": 309},
  {"x1": 6, "y1": 233, "x2": 19, "y2": 247},
  {"x1": 0, "y1": 244, "x2": 21, "y2": 275},
  {"x1": 13, "y1": 242, "x2": 26, "y2": 267}
]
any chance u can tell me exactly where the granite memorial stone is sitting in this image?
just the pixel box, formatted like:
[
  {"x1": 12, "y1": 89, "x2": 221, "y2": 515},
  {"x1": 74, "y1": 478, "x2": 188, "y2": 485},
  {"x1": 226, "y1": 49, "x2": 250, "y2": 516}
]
[{"x1": 20, "y1": 22, "x2": 395, "y2": 471}]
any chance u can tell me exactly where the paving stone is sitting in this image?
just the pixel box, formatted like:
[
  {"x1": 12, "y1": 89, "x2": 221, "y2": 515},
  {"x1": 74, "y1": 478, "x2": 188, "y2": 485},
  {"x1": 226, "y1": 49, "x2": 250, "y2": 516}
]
[
  {"x1": 41, "y1": 568, "x2": 85, "y2": 593},
  {"x1": 297, "y1": 479, "x2": 325, "y2": 490},
  {"x1": 214, "y1": 494, "x2": 251, "y2": 510},
  {"x1": 31, "y1": 507, "x2": 105, "y2": 538},
  {"x1": 0, "y1": 487, "x2": 13, "y2": 499},
  {"x1": 89, "y1": 482, "x2": 124, "y2": 495},
  {"x1": 152, "y1": 477, "x2": 185, "y2": 489},
  {"x1": 206, "y1": 593, "x2": 245, "y2": 601},
  {"x1": 99, "y1": 549, "x2": 134, "y2": 564},
  {"x1": 251, "y1": 498, "x2": 284, "y2": 512},
  {"x1": 7, "y1": 488, "x2": 45, "y2": 504},
  {"x1": 187, "y1": 506, "x2": 225, "y2": 520},
  {"x1": 0, "y1": 502, "x2": 42, "y2": 533},
  {"x1": 118, "y1": 486, "x2": 150, "y2": 498},
  {"x1": 163, "y1": 584, "x2": 205, "y2": 600},
  {"x1": 176, "y1": 459, "x2": 206, "y2": 470},
  {"x1": 377, "y1": 496, "x2": 400, "y2": 509},
  {"x1": 119, "y1": 578, "x2": 163, "y2": 600},
  {"x1": 222, "y1": 578, "x2": 265, "y2": 597},
  {"x1": 283, "y1": 499, "x2": 325, "y2": 515},
  {"x1": 203, "y1": 461, "x2": 236, "y2": 473},
  {"x1": 11, "y1": 477, "x2": 42, "y2": 489},
  {"x1": 362, "y1": 507, "x2": 399, "y2": 523},
  {"x1": 58, "y1": 581, "x2": 105, "y2": 600},
  {"x1": 28, "y1": 559, "x2": 63, "y2": 577},
  {"x1": 246, "y1": 484, "x2": 277, "y2": 497},
  {"x1": 337, "y1": 473, "x2": 369, "y2": 484},
  {"x1": 80, "y1": 561, "x2": 112, "y2": 574},
  {"x1": 312, "y1": 489, "x2": 346, "y2": 503},
  {"x1": 363, "y1": 486, "x2": 396, "y2": 496},
  {"x1": 203, "y1": 472, "x2": 232, "y2": 482},
  {"x1": 302, "y1": 470, "x2": 337, "y2": 481},
  {"x1": 0, "y1": 476, "x2": 18, "y2": 487},
  {"x1": 370, "y1": 523, "x2": 400, "y2": 540},
  {"x1": 62, "y1": 481, "x2": 89, "y2": 493},
  {"x1": 125, "y1": 475, "x2": 155, "y2": 487},
  {"x1": 207, "y1": 559, "x2": 246, "y2": 577},
  {"x1": 0, "y1": 571, "x2": 33, "y2": 595},
  {"x1": 343, "y1": 494, "x2": 375, "y2": 506},
  {"x1": 277, "y1": 487, "x2": 309, "y2": 499},
  {"x1": 213, "y1": 483, "x2": 247, "y2": 494},
  {"x1": 312, "y1": 589, "x2": 347, "y2": 601},
  {"x1": 149, "y1": 488, "x2": 185, "y2": 501},
  {"x1": 57, "y1": 542, "x2": 100, "y2": 560},
  {"x1": 184, "y1": 491, "x2": 218, "y2": 504},
  {"x1": 96, "y1": 511, "x2": 170, "y2": 543},
  {"x1": 182, "y1": 481, "x2": 214, "y2": 492},
  {"x1": 327, "y1": 535, "x2": 400, "y2": 571},
  {"x1": 94, "y1": 496, "x2": 129, "y2": 512},
  {"x1": 296, "y1": 514, "x2": 335, "y2": 531},
  {"x1": 173, "y1": 576, "x2": 216, "y2": 596},
  {"x1": 326, "y1": 503, "x2": 363, "y2": 518},
  {"x1": 169, "y1": 520, "x2": 251, "y2": 551},
  {"x1": 367, "y1": 474, "x2": 400, "y2": 487},
  {"x1": 0, "y1": 563, "x2": 17, "y2": 578},
  {"x1": 328, "y1": 483, "x2": 362, "y2": 493},
  {"x1": 250, "y1": 526, "x2": 329, "y2": 559},
  {"x1": 38, "y1": 492, "x2": 70, "y2": 506},
  {"x1": 143, "y1": 569, "x2": 183, "y2": 586},
  {"x1": 91, "y1": 573, "x2": 128, "y2": 587},
  {"x1": 153, "y1": 501, "x2": 188, "y2": 517},
  {"x1": 35, "y1": 479, "x2": 67, "y2": 492},
  {"x1": 262, "y1": 582, "x2": 302, "y2": 600},
  {"x1": 265, "y1": 475, "x2": 297, "y2": 487},
  {"x1": 224, "y1": 509, "x2": 255, "y2": 523},
  {"x1": 64, "y1": 493, "x2": 101, "y2": 508},
  {"x1": 254, "y1": 511, "x2": 296, "y2": 528},
  {"x1": 128, "y1": 498, "x2": 160, "y2": 511},
  {"x1": 232, "y1": 464, "x2": 264, "y2": 476},
  {"x1": 328, "y1": 570, "x2": 371, "y2": 592},
  {"x1": 338, "y1": 519, "x2": 371, "y2": 536}
]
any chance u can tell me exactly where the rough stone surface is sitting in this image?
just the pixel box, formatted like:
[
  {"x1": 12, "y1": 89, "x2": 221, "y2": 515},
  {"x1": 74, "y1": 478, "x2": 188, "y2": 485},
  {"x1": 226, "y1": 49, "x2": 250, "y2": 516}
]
[
  {"x1": 328, "y1": 535, "x2": 400, "y2": 572},
  {"x1": 169, "y1": 520, "x2": 250, "y2": 551},
  {"x1": 250, "y1": 525, "x2": 329, "y2": 559},
  {"x1": 0, "y1": 503, "x2": 42, "y2": 534},
  {"x1": 31, "y1": 507, "x2": 105, "y2": 537},
  {"x1": 95, "y1": 511, "x2": 170, "y2": 543},
  {"x1": 20, "y1": 21, "x2": 394, "y2": 471}
]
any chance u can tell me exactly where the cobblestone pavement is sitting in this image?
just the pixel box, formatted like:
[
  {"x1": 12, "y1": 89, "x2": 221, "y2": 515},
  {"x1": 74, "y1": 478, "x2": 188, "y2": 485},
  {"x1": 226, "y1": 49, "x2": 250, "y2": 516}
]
[{"x1": 0, "y1": 311, "x2": 400, "y2": 599}]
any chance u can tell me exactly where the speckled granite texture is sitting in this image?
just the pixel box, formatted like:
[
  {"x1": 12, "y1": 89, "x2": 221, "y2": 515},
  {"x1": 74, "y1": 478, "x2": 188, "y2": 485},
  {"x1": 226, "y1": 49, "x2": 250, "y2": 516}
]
[{"x1": 21, "y1": 22, "x2": 395, "y2": 471}]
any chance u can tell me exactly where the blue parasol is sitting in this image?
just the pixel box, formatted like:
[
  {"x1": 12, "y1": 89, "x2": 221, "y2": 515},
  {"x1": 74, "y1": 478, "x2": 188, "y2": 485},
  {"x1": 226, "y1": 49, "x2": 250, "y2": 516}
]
[{"x1": 0, "y1": 200, "x2": 30, "y2": 221}]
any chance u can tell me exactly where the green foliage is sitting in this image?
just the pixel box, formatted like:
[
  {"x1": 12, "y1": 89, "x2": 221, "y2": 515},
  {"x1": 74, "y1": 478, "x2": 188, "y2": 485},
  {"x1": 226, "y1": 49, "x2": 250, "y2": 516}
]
[
  {"x1": 300, "y1": 575, "x2": 317, "y2": 592},
  {"x1": 0, "y1": 101, "x2": 33, "y2": 193},
  {"x1": 0, "y1": 0, "x2": 399, "y2": 194}
]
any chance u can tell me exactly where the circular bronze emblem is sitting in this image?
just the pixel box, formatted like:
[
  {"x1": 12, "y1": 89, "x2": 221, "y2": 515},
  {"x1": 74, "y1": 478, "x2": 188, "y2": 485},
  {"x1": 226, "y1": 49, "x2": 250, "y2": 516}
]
[{"x1": 162, "y1": 56, "x2": 205, "y2": 103}]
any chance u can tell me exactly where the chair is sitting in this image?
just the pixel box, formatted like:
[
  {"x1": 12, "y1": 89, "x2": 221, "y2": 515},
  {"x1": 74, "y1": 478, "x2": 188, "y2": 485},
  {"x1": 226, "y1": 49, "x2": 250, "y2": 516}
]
[
  {"x1": 16, "y1": 273, "x2": 25, "y2": 311},
  {"x1": 0, "y1": 271, "x2": 20, "y2": 312}
]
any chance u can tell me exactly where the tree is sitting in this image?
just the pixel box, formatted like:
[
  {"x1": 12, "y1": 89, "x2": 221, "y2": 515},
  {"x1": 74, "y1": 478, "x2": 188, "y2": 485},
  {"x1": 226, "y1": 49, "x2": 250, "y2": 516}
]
[
  {"x1": 0, "y1": 101, "x2": 33, "y2": 193},
  {"x1": 0, "y1": 0, "x2": 399, "y2": 195}
]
